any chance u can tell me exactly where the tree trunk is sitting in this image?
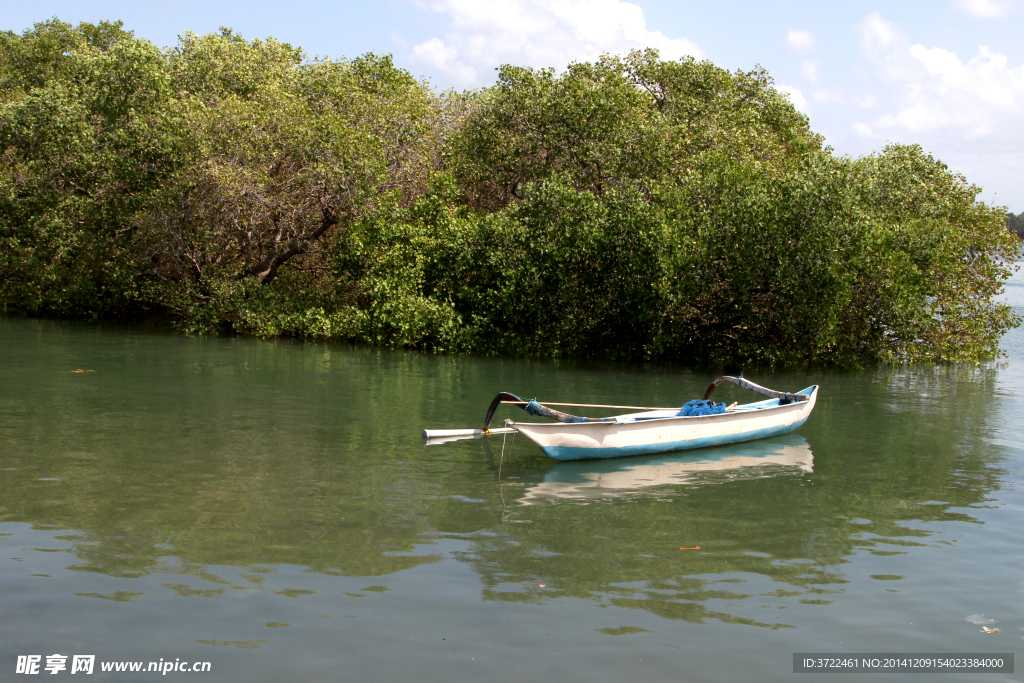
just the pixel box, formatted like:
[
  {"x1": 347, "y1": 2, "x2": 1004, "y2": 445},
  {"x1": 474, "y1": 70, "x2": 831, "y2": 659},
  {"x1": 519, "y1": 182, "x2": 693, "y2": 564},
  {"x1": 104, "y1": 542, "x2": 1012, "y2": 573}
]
[{"x1": 238, "y1": 206, "x2": 341, "y2": 285}]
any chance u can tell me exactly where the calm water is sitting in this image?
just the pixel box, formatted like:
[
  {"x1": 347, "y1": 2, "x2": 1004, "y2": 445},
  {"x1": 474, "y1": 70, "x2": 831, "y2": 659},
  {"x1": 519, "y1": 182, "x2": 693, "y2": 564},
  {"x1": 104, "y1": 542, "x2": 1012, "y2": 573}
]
[{"x1": 2, "y1": 269, "x2": 1023, "y2": 682}]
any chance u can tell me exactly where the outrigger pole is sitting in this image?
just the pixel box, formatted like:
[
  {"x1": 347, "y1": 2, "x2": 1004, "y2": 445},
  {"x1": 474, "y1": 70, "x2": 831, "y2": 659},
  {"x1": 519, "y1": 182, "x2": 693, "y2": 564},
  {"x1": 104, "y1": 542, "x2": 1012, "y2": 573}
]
[
  {"x1": 422, "y1": 377, "x2": 806, "y2": 440},
  {"x1": 702, "y1": 376, "x2": 809, "y2": 404}
]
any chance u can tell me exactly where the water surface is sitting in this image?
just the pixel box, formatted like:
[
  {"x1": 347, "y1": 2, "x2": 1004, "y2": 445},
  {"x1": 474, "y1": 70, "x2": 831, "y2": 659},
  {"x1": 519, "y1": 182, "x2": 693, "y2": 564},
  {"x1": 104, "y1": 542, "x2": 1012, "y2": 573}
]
[{"x1": 2, "y1": 269, "x2": 1022, "y2": 681}]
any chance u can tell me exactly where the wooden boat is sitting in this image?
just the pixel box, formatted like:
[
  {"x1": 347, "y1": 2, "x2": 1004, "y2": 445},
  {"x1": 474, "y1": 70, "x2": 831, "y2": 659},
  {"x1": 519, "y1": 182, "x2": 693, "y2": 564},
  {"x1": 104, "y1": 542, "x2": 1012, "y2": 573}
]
[{"x1": 423, "y1": 376, "x2": 818, "y2": 461}]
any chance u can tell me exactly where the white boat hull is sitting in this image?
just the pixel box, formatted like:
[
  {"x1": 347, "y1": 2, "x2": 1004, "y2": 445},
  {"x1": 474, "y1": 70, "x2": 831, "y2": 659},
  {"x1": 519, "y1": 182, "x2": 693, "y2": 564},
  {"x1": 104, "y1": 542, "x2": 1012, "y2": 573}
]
[{"x1": 510, "y1": 386, "x2": 818, "y2": 460}]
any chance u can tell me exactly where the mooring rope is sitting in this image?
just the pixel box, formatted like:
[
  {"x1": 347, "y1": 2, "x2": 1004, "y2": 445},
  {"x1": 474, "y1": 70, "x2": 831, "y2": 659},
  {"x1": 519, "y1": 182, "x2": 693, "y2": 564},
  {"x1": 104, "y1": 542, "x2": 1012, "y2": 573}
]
[{"x1": 498, "y1": 419, "x2": 519, "y2": 524}]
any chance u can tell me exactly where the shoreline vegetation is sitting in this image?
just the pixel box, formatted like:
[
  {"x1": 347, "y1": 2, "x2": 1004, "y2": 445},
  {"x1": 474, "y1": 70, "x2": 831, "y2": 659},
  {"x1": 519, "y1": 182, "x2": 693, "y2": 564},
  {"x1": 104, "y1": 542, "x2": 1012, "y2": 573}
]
[
  {"x1": 1, "y1": 20, "x2": 1020, "y2": 366},
  {"x1": 1009, "y1": 213, "x2": 1024, "y2": 240}
]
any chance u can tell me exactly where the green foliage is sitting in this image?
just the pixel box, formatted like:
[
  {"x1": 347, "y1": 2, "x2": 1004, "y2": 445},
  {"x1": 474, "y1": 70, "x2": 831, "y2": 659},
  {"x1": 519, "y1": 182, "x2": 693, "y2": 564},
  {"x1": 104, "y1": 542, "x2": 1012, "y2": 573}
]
[
  {"x1": 448, "y1": 50, "x2": 821, "y2": 211},
  {"x1": 418, "y1": 175, "x2": 666, "y2": 359},
  {"x1": 653, "y1": 145, "x2": 1020, "y2": 364},
  {"x1": 1008, "y1": 212, "x2": 1024, "y2": 239},
  {"x1": 0, "y1": 19, "x2": 174, "y2": 318},
  {"x1": 0, "y1": 19, "x2": 1018, "y2": 365}
]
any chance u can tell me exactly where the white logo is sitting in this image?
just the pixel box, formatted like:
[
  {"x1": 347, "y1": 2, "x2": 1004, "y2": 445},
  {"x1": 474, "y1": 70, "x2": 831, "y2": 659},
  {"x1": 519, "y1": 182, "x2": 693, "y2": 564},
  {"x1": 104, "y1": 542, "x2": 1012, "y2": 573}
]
[
  {"x1": 16, "y1": 655, "x2": 96, "y2": 675},
  {"x1": 70, "y1": 656, "x2": 95, "y2": 675},
  {"x1": 15, "y1": 656, "x2": 41, "y2": 675},
  {"x1": 44, "y1": 655, "x2": 68, "y2": 675}
]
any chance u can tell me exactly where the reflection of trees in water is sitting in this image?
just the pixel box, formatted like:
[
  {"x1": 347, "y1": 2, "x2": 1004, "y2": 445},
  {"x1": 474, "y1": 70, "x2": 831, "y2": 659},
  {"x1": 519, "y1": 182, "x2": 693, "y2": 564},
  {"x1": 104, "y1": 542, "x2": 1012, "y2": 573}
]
[
  {"x1": 0, "y1": 323, "x2": 465, "y2": 582},
  {"x1": 461, "y1": 365, "x2": 1008, "y2": 627},
  {"x1": 11, "y1": 448, "x2": 445, "y2": 581},
  {"x1": 0, "y1": 320, "x2": 1011, "y2": 622}
]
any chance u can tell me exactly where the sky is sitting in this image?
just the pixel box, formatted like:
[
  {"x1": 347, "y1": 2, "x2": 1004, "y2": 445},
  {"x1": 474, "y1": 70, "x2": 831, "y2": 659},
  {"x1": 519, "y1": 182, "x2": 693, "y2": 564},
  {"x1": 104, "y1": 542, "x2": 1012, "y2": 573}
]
[{"x1": 3, "y1": 0, "x2": 1023, "y2": 211}]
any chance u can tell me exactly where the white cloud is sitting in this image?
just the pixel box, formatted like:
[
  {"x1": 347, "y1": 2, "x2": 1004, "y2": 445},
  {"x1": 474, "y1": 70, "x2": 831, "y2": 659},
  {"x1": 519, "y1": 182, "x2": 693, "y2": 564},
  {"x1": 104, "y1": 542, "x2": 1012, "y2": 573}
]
[
  {"x1": 776, "y1": 84, "x2": 808, "y2": 112},
  {"x1": 852, "y1": 122, "x2": 877, "y2": 138},
  {"x1": 853, "y1": 93, "x2": 878, "y2": 108},
  {"x1": 953, "y1": 0, "x2": 1017, "y2": 18},
  {"x1": 811, "y1": 89, "x2": 877, "y2": 108},
  {"x1": 813, "y1": 88, "x2": 845, "y2": 103},
  {"x1": 852, "y1": 12, "x2": 1024, "y2": 206},
  {"x1": 857, "y1": 13, "x2": 1024, "y2": 139},
  {"x1": 785, "y1": 29, "x2": 816, "y2": 52},
  {"x1": 800, "y1": 60, "x2": 819, "y2": 82},
  {"x1": 859, "y1": 13, "x2": 901, "y2": 57},
  {"x1": 409, "y1": 0, "x2": 703, "y2": 85},
  {"x1": 412, "y1": 37, "x2": 478, "y2": 84},
  {"x1": 391, "y1": 30, "x2": 409, "y2": 49}
]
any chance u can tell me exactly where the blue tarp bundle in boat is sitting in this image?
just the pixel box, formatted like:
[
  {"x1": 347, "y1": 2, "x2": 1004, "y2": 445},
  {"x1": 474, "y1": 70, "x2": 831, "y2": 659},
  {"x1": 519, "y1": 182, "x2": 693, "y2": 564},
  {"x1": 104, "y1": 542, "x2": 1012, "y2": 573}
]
[
  {"x1": 678, "y1": 399, "x2": 727, "y2": 416},
  {"x1": 515, "y1": 396, "x2": 726, "y2": 423}
]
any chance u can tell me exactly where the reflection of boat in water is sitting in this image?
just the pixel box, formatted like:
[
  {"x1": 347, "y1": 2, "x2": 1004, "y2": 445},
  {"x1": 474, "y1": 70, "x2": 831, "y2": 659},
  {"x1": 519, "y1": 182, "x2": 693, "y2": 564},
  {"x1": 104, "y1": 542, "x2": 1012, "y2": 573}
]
[{"x1": 517, "y1": 436, "x2": 813, "y2": 504}]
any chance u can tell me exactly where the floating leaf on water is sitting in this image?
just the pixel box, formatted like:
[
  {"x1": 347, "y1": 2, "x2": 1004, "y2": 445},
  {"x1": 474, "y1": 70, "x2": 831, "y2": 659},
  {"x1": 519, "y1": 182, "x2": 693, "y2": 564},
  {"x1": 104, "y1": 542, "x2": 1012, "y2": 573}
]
[
  {"x1": 74, "y1": 591, "x2": 143, "y2": 602},
  {"x1": 197, "y1": 639, "x2": 269, "y2": 649},
  {"x1": 595, "y1": 626, "x2": 650, "y2": 636},
  {"x1": 272, "y1": 589, "x2": 315, "y2": 598}
]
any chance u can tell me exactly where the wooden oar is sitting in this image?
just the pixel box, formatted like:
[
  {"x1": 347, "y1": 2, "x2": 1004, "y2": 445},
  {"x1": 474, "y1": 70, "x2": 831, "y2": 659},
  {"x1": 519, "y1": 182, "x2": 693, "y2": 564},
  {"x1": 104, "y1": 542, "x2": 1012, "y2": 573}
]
[
  {"x1": 427, "y1": 398, "x2": 742, "y2": 441},
  {"x1": 436, "y1": 399, "x2": 685, "y2": 439},
  {"x1": 423, "y1": 427, "x2": 515, "y2": 440}
]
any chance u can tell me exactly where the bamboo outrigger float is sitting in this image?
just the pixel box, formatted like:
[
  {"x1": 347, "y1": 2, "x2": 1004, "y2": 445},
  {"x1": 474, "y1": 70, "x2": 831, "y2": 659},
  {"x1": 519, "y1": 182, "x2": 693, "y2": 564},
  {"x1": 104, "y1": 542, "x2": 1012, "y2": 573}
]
[{"x1": 423, "y1": 376, "x2": 819, "y2": 461}]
